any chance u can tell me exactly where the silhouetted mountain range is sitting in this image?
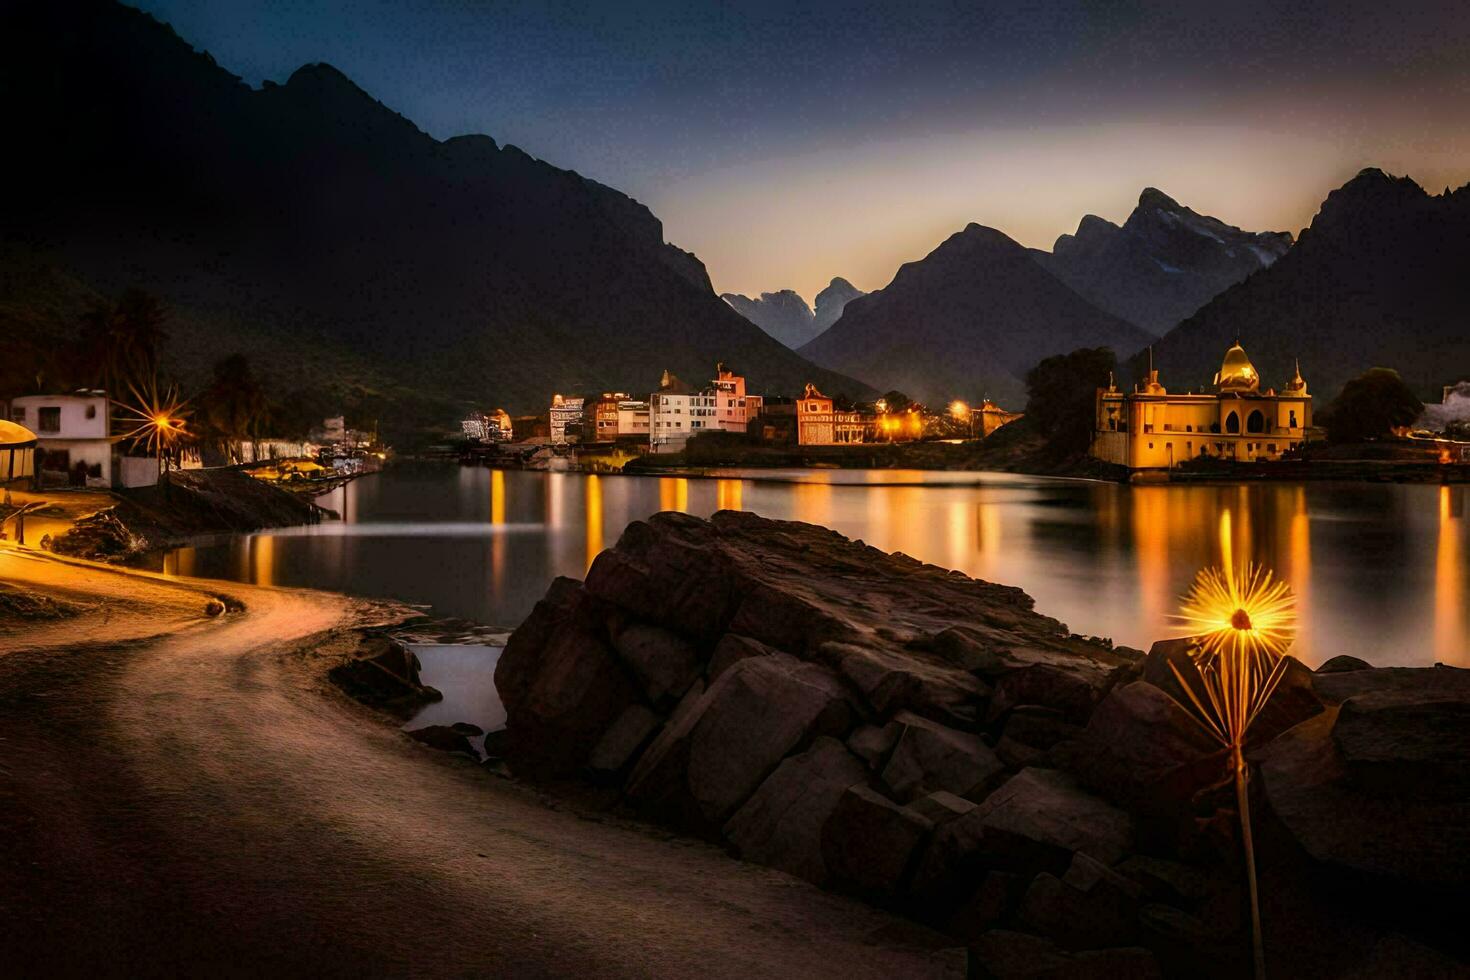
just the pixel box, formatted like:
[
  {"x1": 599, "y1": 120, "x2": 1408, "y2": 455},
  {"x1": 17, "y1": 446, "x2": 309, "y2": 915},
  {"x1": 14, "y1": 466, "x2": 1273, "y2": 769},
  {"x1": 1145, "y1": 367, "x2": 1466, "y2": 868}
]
[
  {"x1": 721, "y1": 290, "x2": 817, "y2": 348},
  {"x1": 1033, "y1": 188, "x2": 1293, "y2": 335},
  {"x1": 798, "y1": 224, "x2": 1152, "y2": 406},
  {"x1": 0, "y1": 1, "x2": 868, "y2": 434},
  {"x1": 1134, "y1": 169, "x2": 1470, "y2": 401},
  {"x1": 721, "y1": 277, "x2": 865, "y2": 349},
  {"x1": 813, "y1": 278, "x2": 866, "y2": 333}
]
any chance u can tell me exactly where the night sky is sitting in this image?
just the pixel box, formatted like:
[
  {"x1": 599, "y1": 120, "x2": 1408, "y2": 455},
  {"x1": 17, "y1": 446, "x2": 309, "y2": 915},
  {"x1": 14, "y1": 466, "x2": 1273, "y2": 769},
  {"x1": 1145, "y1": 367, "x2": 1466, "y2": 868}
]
[{"x1": 136, "y1": 0, "x2": 1470, "y2": 299}]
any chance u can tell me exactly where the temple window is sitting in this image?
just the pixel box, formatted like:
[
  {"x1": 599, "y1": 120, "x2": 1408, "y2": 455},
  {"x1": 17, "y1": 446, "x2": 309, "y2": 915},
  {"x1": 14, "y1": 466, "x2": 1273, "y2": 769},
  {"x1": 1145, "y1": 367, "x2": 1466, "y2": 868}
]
[{"x1": 1225, "y1": 412, "x2": 1240, "y2": 434}]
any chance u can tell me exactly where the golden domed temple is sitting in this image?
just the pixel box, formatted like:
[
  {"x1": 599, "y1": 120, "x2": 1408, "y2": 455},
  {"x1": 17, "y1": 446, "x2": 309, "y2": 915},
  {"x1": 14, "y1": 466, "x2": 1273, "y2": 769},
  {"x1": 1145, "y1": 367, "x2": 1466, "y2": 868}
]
[{"x1": 1091, "y1": 343, "x2": 1312, "y2": 469}]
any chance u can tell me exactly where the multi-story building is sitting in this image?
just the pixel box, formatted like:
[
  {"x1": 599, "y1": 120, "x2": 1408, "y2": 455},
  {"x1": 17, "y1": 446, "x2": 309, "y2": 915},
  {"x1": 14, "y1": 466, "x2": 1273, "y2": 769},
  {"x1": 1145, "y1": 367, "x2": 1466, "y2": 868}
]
[
  {"x1": 9, "y1": 391, "x2": 113, "y2": 487},
  {"x1": 615, "y1": 399, "x2": 651, "y2": 440},
  {"x1": 710, "y1": 363, "x2": 762, "y2": 433},
  {"x1": 795, "y1": 384, "x2": 868, "y2": 446},
  {"x1": 1091, "y1": 343, "x2": 1312, "y2": 470},
  {"x1": 650, "y1": 371, "x2": 718, "y2": 454},
  {"x1": 549, "y1": 394, "x2": 586, "y2": 445},
  {"x1": 975, "y1": 400, "x2": 1024, "y2": 438}
]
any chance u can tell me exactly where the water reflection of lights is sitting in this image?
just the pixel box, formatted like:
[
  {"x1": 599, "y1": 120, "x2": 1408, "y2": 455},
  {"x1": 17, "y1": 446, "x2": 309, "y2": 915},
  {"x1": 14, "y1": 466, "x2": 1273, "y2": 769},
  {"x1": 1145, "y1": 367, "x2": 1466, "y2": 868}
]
[
  {"x1": 716, "y1": 479, "x2": 743, "y2": 512},
  {"x1": 585, "y1": 474, "x2": 603, "y2": 570},
  {"x1": 1436, "y1": 486, "x2": 1463, "y2": 663},
  {"x1": 659, "y1": 477, "x2": 688, "y2": 513},
  {"x1": 490, "y1": 470, "x2": 506, "y2": 526}
]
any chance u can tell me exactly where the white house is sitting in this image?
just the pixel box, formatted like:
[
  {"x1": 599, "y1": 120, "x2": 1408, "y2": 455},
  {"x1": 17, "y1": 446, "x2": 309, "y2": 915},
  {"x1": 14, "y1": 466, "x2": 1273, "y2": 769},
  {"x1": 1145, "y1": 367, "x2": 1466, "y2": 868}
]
[
  {"x1": 9, "y1": 391, "x2": 113, "y2": 487},
  {"x1": 711, "y1": 363, "x2": 763, "y2": 434},
  {"x1": 650, "y1": 376, "x2": 717, "y2": 454}
]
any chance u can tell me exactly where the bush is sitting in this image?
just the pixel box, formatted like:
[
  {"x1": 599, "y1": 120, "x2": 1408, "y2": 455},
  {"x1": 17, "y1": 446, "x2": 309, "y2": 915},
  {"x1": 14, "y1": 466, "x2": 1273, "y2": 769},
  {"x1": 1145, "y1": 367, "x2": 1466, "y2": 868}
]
[
  {"x1": 1024, "y1": 347, "x2": 1117, "y2": 457},
  {"x1": 1322, "y1": 368, "x2": 1423, "y2": 443}
]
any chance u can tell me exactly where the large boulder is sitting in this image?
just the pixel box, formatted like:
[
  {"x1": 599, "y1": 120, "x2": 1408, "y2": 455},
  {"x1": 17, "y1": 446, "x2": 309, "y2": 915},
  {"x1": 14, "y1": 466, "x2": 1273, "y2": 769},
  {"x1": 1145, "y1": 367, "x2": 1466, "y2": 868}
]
[
  {"x1": 328, "y1": 633, "x2": 442, "y2": 716},
  {"x1": 1333, "y1": 690, "x2": 1470, "y2": 800},
  {"x1": 1258, "y1": 707, "x2": 1470, "y2": 888},
  {"x1": 1141, "y1": 639, "x2": 1321, "y2": 745},
  {"x1": 1017, "y1": 853, "x2": 1142, "y2": 951},
  {"x1": 880, "y1": 711, "x2": 1006, "y2": 803},
  {"x1": 497, "y1": 597, "x2": 642, "y2": 778},
  {"x1": 627, "y1": 652, "x2": 854, "y2": 829},
  {"x1": 723, "y1": 736, "x2": 868, "y2": 885},
  {"x1": 609, "y1": 621, "x2": 701, "y2": 706},
  {"x1": 965, "y1": 768, "x2": 1134, "y2": 870},
  {"x1": 821, "y1": 784, "x2": 934, "y2": 899},
  {"x1": 1063, "y1": 681, "x2": 1223, "y2": 815}
]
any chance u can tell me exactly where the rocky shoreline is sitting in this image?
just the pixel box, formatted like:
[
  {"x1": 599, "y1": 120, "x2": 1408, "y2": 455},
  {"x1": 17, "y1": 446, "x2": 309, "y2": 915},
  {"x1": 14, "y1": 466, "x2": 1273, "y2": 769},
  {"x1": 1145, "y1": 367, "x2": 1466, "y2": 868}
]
[
  {"x1": 489, "y1": 511, "x2": 1468, "y2": 977},
  {"x1": 45, "y1": 468, "x2": 330, "y2": 564}
]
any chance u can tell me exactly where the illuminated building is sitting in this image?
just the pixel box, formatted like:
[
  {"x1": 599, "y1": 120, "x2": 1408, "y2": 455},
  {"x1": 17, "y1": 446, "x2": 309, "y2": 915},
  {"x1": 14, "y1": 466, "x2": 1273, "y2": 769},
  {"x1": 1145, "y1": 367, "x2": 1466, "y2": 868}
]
[
  {"x1": 1092, "y1": 344, "x2": 1312, "y2": 469},
  {"x1": 975, "y1": 400, "x2": 1023, "y2": 438},
  {"x1": 711, "y1": 363, "x2": 763, "y2": 433},
  {"x1": 9, "y1": 391, "x2": 113, "y2": 487},
  {"x1": 650, "y1": 371, "x2": 716, "y2": 453},
  {"x1": 549, "y1": 394, "x2": 586, "y2": 445},
  {"x1": 796, "y1": 384, "x2": 867, "y2": 445}
]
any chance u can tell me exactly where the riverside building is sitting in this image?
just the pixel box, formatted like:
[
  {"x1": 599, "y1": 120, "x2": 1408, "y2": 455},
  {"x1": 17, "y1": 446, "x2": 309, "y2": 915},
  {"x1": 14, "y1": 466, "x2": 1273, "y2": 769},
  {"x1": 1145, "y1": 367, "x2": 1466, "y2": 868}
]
[{"x1": 1091, "y1": 343, "x2": 1312, "y2": 470}]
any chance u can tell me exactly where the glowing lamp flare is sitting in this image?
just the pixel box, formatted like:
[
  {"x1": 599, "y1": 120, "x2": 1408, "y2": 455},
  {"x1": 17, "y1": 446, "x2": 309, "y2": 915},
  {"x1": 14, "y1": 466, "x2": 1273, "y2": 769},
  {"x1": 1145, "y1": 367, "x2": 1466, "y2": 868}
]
[
  {"x1": 949, "y1": 400, "x2": 969, "y2": 419},
  {"x1": 1167, "y1": 555, "x2": 1296, "y2": 980}
]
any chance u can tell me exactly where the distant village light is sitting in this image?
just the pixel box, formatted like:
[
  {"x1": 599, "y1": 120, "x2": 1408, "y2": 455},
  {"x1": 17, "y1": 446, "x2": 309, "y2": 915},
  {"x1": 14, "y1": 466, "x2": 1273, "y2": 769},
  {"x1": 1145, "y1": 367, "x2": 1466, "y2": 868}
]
[{"x1": 949, "y1": 400, "x2": 969, "y2": 420}]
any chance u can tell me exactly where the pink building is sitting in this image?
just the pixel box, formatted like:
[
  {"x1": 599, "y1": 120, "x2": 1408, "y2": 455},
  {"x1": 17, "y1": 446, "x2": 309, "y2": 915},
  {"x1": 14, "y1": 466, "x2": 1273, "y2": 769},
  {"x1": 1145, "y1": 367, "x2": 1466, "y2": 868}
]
[{"x1": 711, "y1": 363, "x2": 762, "y2": 433}]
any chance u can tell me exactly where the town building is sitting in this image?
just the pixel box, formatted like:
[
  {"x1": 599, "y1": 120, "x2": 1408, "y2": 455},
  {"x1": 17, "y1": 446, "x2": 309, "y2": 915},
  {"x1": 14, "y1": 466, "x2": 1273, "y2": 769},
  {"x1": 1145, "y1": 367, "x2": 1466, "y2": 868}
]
[
  {"x1": 1091, "y1": 343, "x2": 1312, "y2": 470},
  {"x1": 650, "y1": 371, "x2": 717, "y2": 453},
  {"x1": 796, "y1": 384, "x2": 868, "y2": 446},
  {"x1": 710, "y1": 363, "x2": 763, "y2": 433},
  {"x1": 975, "y1": 400, "x2": 1024, "y2": 438},
  {"x1": 615, "y1": 398, "x2": 651, "y2": 440},
  {"x1": 9, "y1": 391, "x2": 114, "y2": 487},
  {"x1": 461, "y1": 409, "x2": 513, "y2": 444},
  {"x1": 549, "y1": 394, "x2": 586, "y2": 445}
]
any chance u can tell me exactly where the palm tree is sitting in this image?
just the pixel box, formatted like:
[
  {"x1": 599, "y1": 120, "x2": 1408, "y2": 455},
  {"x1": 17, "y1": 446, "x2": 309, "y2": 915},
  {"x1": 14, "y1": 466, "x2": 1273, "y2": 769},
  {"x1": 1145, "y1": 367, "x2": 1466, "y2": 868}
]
[
  {"x1": 199, "y1": 354, "x2": 270, "y2": 463},
  {"x1": 76, "y1": 288, "x2": 169, "y2": 404}
]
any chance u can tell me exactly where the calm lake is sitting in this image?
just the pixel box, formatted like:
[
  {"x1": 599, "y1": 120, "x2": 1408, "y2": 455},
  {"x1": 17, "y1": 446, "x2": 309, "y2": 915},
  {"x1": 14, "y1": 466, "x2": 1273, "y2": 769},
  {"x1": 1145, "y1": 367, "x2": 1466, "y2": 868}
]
[{"x1": 164, "y1": 463, "x2": 1469, "y2": 669}]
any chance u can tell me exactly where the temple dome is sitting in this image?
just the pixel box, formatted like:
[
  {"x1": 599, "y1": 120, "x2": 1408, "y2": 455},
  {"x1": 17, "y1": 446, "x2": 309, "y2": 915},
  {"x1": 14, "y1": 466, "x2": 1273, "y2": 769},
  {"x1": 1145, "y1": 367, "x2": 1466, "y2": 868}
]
[{"x1": 1214, "y1": 342, "x2": 1260, "y2": 392}]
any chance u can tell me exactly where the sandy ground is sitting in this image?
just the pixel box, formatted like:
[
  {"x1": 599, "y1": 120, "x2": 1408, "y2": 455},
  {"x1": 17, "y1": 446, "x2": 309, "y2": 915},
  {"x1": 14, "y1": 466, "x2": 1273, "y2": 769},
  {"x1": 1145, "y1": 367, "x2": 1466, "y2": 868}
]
[{"x1": 0, "y1": 547, "x2": 963, "y2": 978}]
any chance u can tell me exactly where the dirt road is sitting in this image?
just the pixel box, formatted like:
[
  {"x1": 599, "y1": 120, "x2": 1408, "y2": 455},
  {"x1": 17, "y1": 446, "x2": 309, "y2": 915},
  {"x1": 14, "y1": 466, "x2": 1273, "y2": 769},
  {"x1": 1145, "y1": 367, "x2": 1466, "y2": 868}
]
[{"x1": 0, "y1": 548, "x2": 962, "y2": 978}]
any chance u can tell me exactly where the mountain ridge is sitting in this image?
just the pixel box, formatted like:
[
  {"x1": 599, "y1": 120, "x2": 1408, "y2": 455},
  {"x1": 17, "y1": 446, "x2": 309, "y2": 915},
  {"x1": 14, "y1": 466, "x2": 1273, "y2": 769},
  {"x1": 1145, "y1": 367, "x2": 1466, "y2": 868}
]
[
  {"x1": 0, "y1": 0, "x2": 870, "y2": 435},
  {"x1": 798, "y1": 223, "x2": 1152, "y2": 406}
]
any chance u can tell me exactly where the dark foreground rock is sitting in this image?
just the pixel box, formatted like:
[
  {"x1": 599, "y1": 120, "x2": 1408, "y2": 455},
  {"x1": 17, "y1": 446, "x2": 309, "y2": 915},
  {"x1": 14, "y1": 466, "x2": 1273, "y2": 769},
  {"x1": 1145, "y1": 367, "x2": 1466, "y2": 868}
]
[
  {"x1": 329, "y1": 634, "x2": 442, "y2": 717},
  {"x1": 493, "y1": 511, "x2": 1469, "y2": 976}
]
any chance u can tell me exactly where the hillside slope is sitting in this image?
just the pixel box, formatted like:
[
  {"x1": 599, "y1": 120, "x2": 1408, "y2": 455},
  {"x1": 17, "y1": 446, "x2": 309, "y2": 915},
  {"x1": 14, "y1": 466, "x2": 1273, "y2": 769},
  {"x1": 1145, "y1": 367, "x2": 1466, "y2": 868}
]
[
  {"x1": 799, "y1": 224, "x2": 1150, "y2": 406},
  {"x1": 0, "y1": 1, "x2": 868, "y2": 436}
]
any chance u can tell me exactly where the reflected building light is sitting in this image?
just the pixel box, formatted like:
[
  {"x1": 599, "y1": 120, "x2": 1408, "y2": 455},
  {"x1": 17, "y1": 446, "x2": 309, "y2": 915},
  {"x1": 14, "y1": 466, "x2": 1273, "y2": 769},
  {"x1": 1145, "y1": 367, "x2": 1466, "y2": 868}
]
[
  {"x1": 1132, "y1": 487, "x2": 1171, "y2": 642},
  {"x1": 974, "y1": 499, "x2": 1000, "y2": 564},
  {"x1": 1435, "y1": 486, "x2": 1463, "y2": 664},
  {"x1": 656, "y1": 476, "x2": 690, "y2": 513},
  {"x1": 251, "y1": 533, "x2": 275, "y2": 588},
  {"x1": 490, "y1": 469, "x2": 506, "y2": 526},
  {"x1": 716, "y1": 479, "x2": 743, "y2": 513},
  {"x1": 794, "y1": 480, "x2": 833, "y2": 529},
  {"x1": 586, "y1": 474, "x2": 604, "y2": 570},
  {"x1": 1287, "y1": 486, "x2": 1313, "y2": 663},
  {"x1": 547, "y1": 472, "x2": 565, "y2": 528},
  {"x1": 949, "y1": 498, "x2": 974, "y2": 573}
]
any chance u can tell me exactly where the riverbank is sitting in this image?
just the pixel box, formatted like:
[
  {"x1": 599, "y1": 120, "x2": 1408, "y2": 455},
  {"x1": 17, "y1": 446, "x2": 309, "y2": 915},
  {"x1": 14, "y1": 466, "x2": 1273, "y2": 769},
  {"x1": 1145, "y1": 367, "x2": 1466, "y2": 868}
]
[
  {"x1": 0, "y1": 548, "x2": 965, "y2": 977},
  {"x1": 40, "y1": 467, "x2": 331, "y2": 564},
  {"x1": 622, "y1": 417, "x2": 1130, "y2": 481}
]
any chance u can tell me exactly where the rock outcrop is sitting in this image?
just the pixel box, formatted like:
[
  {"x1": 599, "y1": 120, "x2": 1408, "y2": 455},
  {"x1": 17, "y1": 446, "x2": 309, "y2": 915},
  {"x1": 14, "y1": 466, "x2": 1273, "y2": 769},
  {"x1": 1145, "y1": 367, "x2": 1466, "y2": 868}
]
[{"x1": 493, "y1": 511, "x2": 1468, "y2": 976}]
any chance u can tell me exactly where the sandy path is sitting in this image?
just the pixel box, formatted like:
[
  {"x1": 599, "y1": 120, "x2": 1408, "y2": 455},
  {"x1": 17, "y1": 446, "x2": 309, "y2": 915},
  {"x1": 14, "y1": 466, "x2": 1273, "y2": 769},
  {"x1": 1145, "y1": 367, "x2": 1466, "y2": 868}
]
[{"x1": 0, "y1": 549, "x2": 962, "y2": 978}]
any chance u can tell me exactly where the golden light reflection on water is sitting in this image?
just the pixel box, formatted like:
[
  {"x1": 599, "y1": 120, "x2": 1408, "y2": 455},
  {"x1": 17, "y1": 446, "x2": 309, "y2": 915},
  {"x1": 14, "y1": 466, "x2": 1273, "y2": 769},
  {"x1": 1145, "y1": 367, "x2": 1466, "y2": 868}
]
[
  {"x1": 659, "y1": 477, "x2": 688, "y2": 513},
  {"x1": 251, "y1": 533, "x2": 274, "y2": 588},
  {"x1": 716, "y1": 479, "x2": 743, "y2": 512},
  {"x1": 585, "y1": 474, "x2": 603, "y2": 571},
  {"x1": 158, "y1": 469, "x2": 1470, "y2": 668},
  {"x1": 1436, "y1": 486, "x2": 1463, "y2": 663}
]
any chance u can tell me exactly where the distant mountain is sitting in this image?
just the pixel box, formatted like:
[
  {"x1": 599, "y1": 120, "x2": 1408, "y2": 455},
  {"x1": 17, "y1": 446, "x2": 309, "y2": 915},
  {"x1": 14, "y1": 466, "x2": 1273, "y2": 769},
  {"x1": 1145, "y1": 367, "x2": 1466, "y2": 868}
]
[
  {"x1": 813, "y1": 277, "x2": 866, "y2": 333},
  {"x1": 0, "y1": 1, "x2": 868, "y2": 437},
  {"x1": 1135, "y1": 169, "x2": 1470, "y2": 401},
  {"x1": 721, "y1": 290, "x2": 817, "y2": 348},
  {"x1": 798, "y1": 224, "x2": 1152, "y2": 406},
  {"x1": 1034, "y1": 188, "x2": 1293, "y2": 335}
]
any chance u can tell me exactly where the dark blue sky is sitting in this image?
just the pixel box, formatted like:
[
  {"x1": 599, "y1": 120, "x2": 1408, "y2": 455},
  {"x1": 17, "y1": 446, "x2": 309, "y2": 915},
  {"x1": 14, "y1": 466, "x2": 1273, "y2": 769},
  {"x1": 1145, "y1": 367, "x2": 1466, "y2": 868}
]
[{"x1": 136, "y1": 1, "x2": 1470, "y2": 297}]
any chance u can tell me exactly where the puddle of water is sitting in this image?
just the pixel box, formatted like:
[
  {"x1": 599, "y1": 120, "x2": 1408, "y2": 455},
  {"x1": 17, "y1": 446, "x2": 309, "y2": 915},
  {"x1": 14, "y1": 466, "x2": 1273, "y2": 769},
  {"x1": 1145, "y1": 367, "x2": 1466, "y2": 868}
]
[{"x1": 402, "y1": 643, "x2": 504, "y2": 756}]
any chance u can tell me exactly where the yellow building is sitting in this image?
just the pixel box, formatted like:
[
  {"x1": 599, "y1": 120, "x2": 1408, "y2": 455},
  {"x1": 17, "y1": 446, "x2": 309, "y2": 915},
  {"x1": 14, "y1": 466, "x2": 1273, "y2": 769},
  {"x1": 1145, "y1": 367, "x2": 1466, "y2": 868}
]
[{"x1": 1091, "y1": 344, "x2": 1312, "y2": 470}]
